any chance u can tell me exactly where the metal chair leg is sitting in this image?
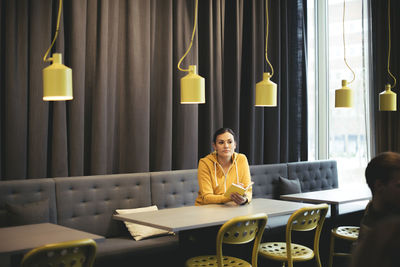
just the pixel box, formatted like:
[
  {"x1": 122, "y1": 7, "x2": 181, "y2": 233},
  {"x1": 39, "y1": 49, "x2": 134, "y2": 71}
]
[{"x1": 328, "y1": 231, "x2": 335, "y2": 267}]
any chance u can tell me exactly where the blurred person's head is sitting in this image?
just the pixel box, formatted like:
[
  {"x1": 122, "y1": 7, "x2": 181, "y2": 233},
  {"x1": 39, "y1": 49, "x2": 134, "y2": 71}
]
[{"x1": 365, "y1": 151, "x2": 400, "y2": 213}]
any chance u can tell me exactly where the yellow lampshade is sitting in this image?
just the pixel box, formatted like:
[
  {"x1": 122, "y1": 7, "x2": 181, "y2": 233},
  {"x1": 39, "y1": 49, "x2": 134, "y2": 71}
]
[
  {"x1": 335, "y1": 79, "x2": 353, "y2": 108},
  {"x1": 43, "y1": 53, "x2": 73, "y2": 101},
  {"x1": 255, "y1": 72, "x2": 277, "y2": 107},
  {"x1": 379, "y1": 84, "x2": 397, "y2": 111},
  {"x1": 180, "y1": 65, "x2": 205, "y2": 104}
]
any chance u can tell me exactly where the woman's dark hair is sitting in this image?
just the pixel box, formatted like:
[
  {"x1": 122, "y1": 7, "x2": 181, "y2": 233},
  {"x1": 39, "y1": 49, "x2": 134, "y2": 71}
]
[
  {"x1": 212, "y1": 128, "x2": 236, "y2": 144},
  {"x1": 365, "y1": 151, "x2": 400, "y2": 193}
]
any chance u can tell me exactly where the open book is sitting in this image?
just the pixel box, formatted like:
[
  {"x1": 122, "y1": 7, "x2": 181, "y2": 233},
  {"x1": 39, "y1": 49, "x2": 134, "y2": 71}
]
[{"x1": 224, "y1": 182, "x2": 254, "y2": 198}]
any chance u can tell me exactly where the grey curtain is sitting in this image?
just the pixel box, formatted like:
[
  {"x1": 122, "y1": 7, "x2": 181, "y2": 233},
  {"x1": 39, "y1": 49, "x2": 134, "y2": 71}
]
[
  {"x1": 0, "y1": 0, "x2": 307, "y2": 180},
  {"x1": 369, "y1": 0, "x2": 400, "y2": 155},
  {"x1": 198, "y1": 0, "x2": 308, "y2": 164}
]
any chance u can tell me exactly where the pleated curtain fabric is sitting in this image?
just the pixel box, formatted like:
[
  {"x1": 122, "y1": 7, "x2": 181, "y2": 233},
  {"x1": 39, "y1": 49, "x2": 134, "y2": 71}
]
[
  {"x1": 369, "y1": 0, "x2": 400, "y2": 156},
  {"x1": 0, "y1": 0, "x2": 308, "y2": 180}
]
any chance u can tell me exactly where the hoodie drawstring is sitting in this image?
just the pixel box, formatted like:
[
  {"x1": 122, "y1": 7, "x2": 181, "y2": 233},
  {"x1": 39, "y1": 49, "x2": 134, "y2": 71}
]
[
  {"x1": 235, "y1": 163, "x2": 239, "y2": 184},
  {"x1": 214, "y1": 162, "x2": 218, "y2": 186}
]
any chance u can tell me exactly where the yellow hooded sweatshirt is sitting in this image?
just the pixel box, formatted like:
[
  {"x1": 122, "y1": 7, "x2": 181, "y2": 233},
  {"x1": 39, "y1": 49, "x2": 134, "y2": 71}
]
[{"x1": 195, "y1": 151, "x2": 252, "y2": 205}]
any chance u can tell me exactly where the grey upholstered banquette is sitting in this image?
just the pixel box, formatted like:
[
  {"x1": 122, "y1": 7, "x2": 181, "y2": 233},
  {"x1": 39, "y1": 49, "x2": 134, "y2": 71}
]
[{"x1": 0, "y1": 160, "x2": 356, "y2": 267}]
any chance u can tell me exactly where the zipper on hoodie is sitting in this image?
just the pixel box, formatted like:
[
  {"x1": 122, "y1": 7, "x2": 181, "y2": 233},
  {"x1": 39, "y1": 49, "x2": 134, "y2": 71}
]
[{"x1": 216, "y1": 160, "x2": 234, "y2": 193}]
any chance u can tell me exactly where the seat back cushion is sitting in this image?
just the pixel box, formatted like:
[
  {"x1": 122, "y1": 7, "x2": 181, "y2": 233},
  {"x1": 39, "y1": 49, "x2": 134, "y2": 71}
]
[
  {"x1": 55, "y1": 173, "x2": 151, "y2": 238},
  {"x1": 287, "y1": 160, "x2": 338, "y2": 192},
  {"x1": 250, "y1": 164, "x2": 288, "y2": 199},
  {"x1": 150, "y1": 169, "x2": 198, "y2": 209}
]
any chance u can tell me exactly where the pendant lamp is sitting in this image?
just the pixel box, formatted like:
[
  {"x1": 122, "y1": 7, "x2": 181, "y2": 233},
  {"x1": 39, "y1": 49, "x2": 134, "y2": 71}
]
[
  {"x1": 335, "y1": 0, "x2": 354, "y2": 108},
  {"x1": 178, "y1": 0, "x2": 205, "y2": 104},
  {"x1": 379, "y1": 0, "x2": 397, "y2": 111},
  {"x1": 43, "y1": 0, "x2": 73, "y2": 101},
  {"x1": 335, "y1": 79, "x2": 353, "y2": 107},
  {"x1": 43, "y1": 53, "x2": 73, "y2": 100},
  {"x1": 255, "y1": 72, "x2": 277, "y2": 106},
  {"x1": 255, "y1": 0, "x2": 277, "y2": 107},
  {"x1": 181, "y1": 65, "x2": 205, "y2": 103},
  {"x1": 379, "y1": 84, "x2": 396, "y2": 111}
]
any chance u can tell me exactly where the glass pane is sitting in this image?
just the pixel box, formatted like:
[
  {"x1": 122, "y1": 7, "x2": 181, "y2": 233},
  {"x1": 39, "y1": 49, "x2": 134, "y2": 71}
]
[{"x1": 328, "y1": 0, "x2": 369, "y2": 186}]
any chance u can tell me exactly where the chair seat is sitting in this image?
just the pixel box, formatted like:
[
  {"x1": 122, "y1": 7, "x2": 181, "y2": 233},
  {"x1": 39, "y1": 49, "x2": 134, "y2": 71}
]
[
  {"x1": 331, "y1": 226, "x2": 359, "y2": 241},
  {"x1": 186, "y1": 255, "x2": 251, "y2": 267},
  {"x1": 259, "y1": 242, "x2": 314, "y2": 262}
]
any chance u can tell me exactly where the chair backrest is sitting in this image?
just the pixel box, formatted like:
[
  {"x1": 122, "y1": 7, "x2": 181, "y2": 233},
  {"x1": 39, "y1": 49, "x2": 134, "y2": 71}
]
[
  {"x1": 21, "y1": 239, "x2": 97, "y2": 267},
  {"x1": 285, "y1": 204, "x2": 329, "y2": 261},
  {"x1": 216, "y1": 213, "x2": 268, "y2": 267}
]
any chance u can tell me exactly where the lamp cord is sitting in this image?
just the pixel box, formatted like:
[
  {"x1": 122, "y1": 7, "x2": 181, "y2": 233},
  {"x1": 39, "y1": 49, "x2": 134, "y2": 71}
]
[
  {"x1": 343, "y1": 0, "x2": 355, "y2": 84},
  {"x1": 177, "y1": 0, "x2": 198, "y2": 72},
  {"x1": 387, "y1": 0, "x2": 397, "y2": 89},
  {"x1": 43, "y1": 0, "x2": 63, "y2": 62},
  {"x1": 265, "y1": 0, "x2": 274, "y2": 77}
]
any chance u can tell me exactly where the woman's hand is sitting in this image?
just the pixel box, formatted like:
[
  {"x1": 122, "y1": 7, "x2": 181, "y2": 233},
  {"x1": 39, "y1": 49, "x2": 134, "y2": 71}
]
[{"x1": 230, "y1": 192, "x2": 248, "y2": 205}]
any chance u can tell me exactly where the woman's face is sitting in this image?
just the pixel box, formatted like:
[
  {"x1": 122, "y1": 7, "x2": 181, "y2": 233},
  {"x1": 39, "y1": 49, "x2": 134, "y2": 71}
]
[{"x1": 213, "y1": 132, "x2": 236, "y2": 159}]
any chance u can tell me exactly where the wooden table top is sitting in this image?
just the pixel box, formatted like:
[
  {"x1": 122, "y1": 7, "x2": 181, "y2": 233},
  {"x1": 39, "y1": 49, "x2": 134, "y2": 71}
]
[
  {"x1": 0, "y1": 223, "x2": 104, "y2": 255},
  {"x1": 280, "y1": 186, "x2": 371, "y2": 205},
  {"x1": 113, "y1": 198, "x2": 313, "y2": 232}
]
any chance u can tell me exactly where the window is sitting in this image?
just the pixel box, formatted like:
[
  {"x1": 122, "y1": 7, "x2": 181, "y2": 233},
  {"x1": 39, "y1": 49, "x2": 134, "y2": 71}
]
[{"x1": 307, "y1": 0, "x2": 370, "y2": 186}]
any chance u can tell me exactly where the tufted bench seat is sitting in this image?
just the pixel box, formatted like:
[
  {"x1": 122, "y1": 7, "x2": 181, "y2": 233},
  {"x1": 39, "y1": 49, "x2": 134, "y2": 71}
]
[
  {"x1": 0, "y1": 159, "x2": 367, "y2": 267},
  {"x1": 53, "y1": 173, "x2": 180, "y2": 267}
]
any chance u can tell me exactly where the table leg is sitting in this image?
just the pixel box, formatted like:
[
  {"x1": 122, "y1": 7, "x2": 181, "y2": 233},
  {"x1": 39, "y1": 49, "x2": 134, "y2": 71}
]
[
  {"x1": 331, "y1": 204, "x2": 339, "y2": 217},
  {"x1": 179, "y1": 226, "x2": 220, "y2": 264},
  {"x1": 0, "y1": 253, "x2": 23, "y2": 267},
  {"x1": 0, "y1": 254, "x2": 10, "y2": 267}
]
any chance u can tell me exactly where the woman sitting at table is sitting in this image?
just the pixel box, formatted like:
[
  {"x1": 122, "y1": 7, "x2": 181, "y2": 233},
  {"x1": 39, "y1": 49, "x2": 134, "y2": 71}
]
[{"x1": 195, "y1": 127, "x2": 252, "y2": 206}]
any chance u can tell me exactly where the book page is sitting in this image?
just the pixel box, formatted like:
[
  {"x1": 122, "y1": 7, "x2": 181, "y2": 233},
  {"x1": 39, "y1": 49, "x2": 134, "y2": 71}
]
[{"x1": 224, "y1": 182, "x2": 253, "y2": 198}]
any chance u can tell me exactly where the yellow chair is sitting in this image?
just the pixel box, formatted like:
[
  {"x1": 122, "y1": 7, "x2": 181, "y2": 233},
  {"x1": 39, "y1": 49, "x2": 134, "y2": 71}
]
[
  {"x1": 21, "y1": 238, "x2": 97, "y2": 267},
  {"x1": 328, "y1": 226, "x2": 359, "y2": 267},
  {"x1": 185, "y1": 213, "x2": 268, "y2": 267},
  {"x1": 258, "y1": 204, "x2": 329, "y2": 267}
]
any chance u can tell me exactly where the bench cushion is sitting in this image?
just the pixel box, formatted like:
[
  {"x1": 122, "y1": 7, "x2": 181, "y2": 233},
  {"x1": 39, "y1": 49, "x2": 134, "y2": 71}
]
[
  {"x1": 278, "y1": 176, "x2": 302, "y2": 195},
  {"x1": 94, "y1": 235, "x2": 179, "y2": 267},
  {"x1": 6, "y1": 198, "x2": 50, "y2": 226},
  {"x1": 115, "y1": 206, "x2": 172, "y2": 240},
  {"x1": 0, "y1": 179, "x2": 57, "y2": 227}
]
